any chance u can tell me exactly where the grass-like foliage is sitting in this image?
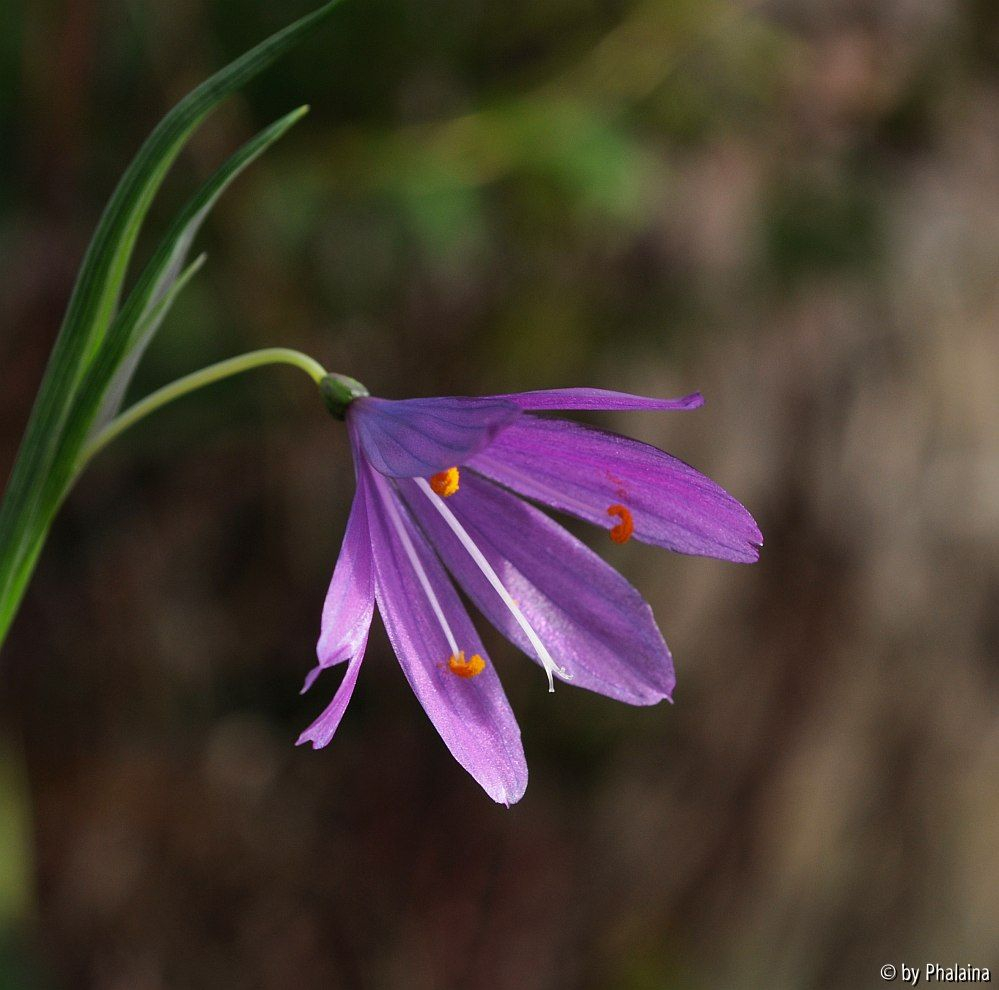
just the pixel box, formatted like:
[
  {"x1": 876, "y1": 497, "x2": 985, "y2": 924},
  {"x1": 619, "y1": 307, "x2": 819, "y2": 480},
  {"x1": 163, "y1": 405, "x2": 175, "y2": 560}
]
[{"x1": 0, "y1": 2, "x2": 343, "y2": 649}]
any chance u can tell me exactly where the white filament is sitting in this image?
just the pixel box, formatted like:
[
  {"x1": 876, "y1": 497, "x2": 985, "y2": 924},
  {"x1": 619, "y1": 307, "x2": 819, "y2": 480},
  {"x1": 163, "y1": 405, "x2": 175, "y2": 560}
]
[
  {"x1": 374, "y1": 473, "x2": 459, "y2": 657},
  {"x1": 415, "y1": 476, "x2": 569, "y2": 692}
]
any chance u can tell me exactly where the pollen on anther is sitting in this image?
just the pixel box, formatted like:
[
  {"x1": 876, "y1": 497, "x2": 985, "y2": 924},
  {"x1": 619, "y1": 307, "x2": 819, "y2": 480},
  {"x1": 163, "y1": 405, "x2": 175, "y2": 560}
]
[
  {"x1": 448, "y1": 650, "x2": 485, "y2": 678},
  {"x1": 430, "y1": 467, "x2": 460, "y2": 497},
  {"x1": 607, "y1": 504, "x2": 634, "y2": 544}
]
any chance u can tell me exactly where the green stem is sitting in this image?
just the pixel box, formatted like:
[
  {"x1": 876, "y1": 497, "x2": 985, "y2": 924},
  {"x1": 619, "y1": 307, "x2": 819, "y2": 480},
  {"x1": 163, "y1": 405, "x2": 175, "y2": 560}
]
[{"x1": 78, "y1": 347, "x2": 328, "y2": 470}]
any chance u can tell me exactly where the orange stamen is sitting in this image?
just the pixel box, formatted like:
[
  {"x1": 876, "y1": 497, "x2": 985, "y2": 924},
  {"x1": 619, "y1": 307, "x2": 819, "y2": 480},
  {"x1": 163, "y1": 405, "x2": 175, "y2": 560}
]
[
  {"x1": 429, "y1": 467, "x2": 460, "y2": 498},
  {"x1": 607, "y1": 504, "x2": 634, "y2": 544},
  {"x1": 448, "y1": 651, "x2": 485, "y2": 678}
]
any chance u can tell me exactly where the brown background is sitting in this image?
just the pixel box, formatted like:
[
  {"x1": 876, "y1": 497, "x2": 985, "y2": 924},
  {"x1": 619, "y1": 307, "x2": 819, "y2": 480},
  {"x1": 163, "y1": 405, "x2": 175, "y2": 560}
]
[{"x1": 1, "y1": 0, "x2": 998, "y2": 986}]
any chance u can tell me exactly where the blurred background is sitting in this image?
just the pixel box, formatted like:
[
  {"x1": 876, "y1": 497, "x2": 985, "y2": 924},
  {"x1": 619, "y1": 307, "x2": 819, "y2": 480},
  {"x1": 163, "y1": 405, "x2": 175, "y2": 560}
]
[{"x1": 2, "y1": 0, "x2": 998, "y2": 986}]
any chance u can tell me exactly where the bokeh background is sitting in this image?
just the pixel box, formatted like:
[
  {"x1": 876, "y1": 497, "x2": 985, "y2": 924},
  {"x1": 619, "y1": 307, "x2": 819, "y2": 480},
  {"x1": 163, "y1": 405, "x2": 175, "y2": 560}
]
[{"x1": 2, "y1": 0, "x2": 998, "y2": 986}]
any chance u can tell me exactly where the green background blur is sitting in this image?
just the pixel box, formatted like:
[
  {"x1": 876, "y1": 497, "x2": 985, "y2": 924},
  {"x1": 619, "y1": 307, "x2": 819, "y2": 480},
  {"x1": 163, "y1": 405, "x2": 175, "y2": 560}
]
[{"x1": 2, "y1": 1, "x2": 998, "y2": 987}]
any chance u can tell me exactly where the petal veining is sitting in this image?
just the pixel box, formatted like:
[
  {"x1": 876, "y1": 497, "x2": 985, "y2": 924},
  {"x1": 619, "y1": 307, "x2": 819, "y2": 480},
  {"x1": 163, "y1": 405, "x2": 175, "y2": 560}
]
[
  {"x1": 469, "y1": 416, "x2": 762, "y2": 563},
  {"x1": 413, "y1": 476, "x2": 570, "y2": 692},
  {"x1": 492, "y1": 387, "x2": 703, "y2": 412},
  {"x1": 302, "y1": 473, "x2": 375, "y2": 694},
  {"x1": 364, "y1": 464, "x2": 527, "y2": 805},
  {"x1": 347, "y1": 395, "x2": 520, "y2": 477},
  {"x1": 297, "y1": 647, "x2": 366, "y2": 749},
  {"x1": 401, "y1": 474, "x2": 675, "y2": 705}
]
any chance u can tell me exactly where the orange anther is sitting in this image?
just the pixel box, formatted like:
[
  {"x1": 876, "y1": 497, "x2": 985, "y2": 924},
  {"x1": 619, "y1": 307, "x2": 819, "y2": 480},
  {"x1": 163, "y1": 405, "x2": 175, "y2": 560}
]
[
  {"x1": 430, "y1": 467, "x2": 460, "y2": 497},
  {"x1": 607, "y1": 504, "x2": 634, "y2": 544},
  {"x1": 448, "y1": 651, "x2": 485, "y2": 678}
]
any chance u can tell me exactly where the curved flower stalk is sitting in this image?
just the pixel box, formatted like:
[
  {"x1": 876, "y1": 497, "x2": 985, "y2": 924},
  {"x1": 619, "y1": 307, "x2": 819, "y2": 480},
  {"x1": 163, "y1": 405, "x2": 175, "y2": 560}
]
[
  {"x1": 4, "y1": 321, "x2": 759, "y2": 806},
  {"x1": 0, "y1": 0, "x2": 759, "y2": 810},
  {"x1": 0, "y1": 2, "x2": 344, "y2": 649},
  {"x1": 300, "y1": 377, "x2": 762, "y2": 805}
]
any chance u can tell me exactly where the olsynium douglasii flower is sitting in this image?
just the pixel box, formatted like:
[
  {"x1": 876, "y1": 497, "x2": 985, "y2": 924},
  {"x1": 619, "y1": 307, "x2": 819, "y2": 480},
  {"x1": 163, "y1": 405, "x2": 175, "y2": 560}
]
[{"x1": 299, "y1": 376, "x2": 762, "y2": 804}]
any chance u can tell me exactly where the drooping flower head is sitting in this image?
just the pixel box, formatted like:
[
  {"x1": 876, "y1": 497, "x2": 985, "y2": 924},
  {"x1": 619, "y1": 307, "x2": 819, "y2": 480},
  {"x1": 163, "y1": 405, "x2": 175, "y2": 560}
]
[{"x1": 298, "y1": 376, "x2": 761, "y2": 805}]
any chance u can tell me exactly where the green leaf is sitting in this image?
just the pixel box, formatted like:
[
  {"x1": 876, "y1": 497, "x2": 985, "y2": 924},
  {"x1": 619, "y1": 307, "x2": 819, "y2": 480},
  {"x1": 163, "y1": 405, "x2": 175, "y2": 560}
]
[
  {"x1": 92, "y1": 105, "x2": 311, "y2": 436},
  {"x1": 0, "y1": 2, "x2": 343, "y2": 649}
]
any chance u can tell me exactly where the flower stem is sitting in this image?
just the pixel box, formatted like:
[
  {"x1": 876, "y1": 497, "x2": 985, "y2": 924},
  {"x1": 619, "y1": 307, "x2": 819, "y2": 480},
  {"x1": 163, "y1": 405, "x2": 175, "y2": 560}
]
[{"x1": 79, "y1": 347, "x2": 328, "y2": 470}]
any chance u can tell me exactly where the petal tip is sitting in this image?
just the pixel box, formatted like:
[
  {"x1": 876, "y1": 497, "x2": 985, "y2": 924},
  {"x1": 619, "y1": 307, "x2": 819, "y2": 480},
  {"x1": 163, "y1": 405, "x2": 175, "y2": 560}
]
[
  {"x1": 300, "y1": 666, "x2": 321, "y2": 694},
  {"x1": 494, "y1": 778, "x2": 528, "y2": 806}
]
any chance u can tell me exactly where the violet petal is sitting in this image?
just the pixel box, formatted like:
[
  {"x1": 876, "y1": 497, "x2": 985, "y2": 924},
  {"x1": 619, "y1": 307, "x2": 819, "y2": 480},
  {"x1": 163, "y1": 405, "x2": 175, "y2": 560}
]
[
  {"x1": 494, "y1": 387, "x2": 704, "y2": 412},
  {"x1": 469, "y1": 417, "x2": 762, "y2": 563},
  {"x1": 296, "y1": 645, "x2": 366, "y2": 749},
  {"x1": 302, "y1": 473, "x2": 375, "y2": 693},
  {"x1": 347, "y1": 395, "x2": 520, "y2": 477},
  {"x1": 364, "y1": 465, "x2": 528, "y2": 805},
  {"x1": 400, "y1": 474, "x2": 675, "y2": 705}
]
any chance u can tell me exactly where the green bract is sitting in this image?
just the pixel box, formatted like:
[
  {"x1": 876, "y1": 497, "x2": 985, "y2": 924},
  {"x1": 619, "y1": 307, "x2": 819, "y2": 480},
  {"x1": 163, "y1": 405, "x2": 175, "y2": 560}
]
[{"x1": 0, "y1": 2, "x2": 343, "y2": 647}]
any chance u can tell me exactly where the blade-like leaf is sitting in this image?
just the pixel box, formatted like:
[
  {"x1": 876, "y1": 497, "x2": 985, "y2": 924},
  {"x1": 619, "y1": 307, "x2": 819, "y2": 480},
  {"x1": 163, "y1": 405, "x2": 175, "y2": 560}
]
[
  {"x1": 0, "y1": 255, "x2": 210, "y2": 639},
  {"x1": 0, "y1": 2, "x2": 342, "y2": 648},
  {"x1": 93, "y1": 104, "x2": 310, "y2": 432},
  {"x1": 104, "y1": 250, "x2": 212, "y2": 428}
]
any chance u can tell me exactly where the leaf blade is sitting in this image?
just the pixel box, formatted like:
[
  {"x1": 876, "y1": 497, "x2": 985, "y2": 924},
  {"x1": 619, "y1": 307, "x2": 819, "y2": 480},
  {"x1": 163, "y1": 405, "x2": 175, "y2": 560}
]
[
  {"x1": 93, "y1": 104, "x2": 311, "y2": 431},
  {"x1": 0, "y1": 2, "x2": 342, "y2": 646}
]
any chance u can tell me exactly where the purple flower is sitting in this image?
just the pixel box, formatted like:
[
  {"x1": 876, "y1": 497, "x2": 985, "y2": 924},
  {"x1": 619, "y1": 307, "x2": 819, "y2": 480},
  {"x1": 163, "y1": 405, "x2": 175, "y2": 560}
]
[{"x1": 298, "y1": 383, "x2": 761, "y2": 804}]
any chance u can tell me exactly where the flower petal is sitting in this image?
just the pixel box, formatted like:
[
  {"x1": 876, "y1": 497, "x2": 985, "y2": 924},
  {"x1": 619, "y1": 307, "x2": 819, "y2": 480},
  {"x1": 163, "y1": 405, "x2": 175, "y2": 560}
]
[
  {"x1": 400, "y1": 474, "x2": 675, "y2": 705},
  {"x1": 347, "y1": 395, "x2": 520, "y2": 477},
  {"x1": 493, "y1": 387, "x2": 704, "y2": 412},
  {"x1": 302, "y1": 476, "x2": 375, "y2": 693},
  {"x1": 469, "y1": 417, "x2": 762, "y2": 563},
  {"x1": 364, "y1": 465, "x2": 528, "y2": 805},
  {"x1": 296, "y1": 645, "x2": 366, "y2": 749}
]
